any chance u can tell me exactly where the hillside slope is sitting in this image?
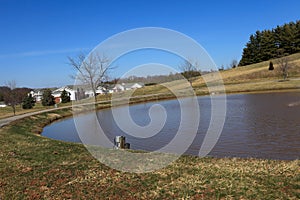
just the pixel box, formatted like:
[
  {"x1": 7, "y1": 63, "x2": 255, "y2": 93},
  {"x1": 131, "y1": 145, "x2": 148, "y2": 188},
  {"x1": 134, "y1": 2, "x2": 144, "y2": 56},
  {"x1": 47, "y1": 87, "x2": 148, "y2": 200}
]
[
  {"x1": 192, "y1": 53, "x2": 300, "y2": 94},
  {"x1": 126, "y1": 53, "x2": 300, "y2": 97}
]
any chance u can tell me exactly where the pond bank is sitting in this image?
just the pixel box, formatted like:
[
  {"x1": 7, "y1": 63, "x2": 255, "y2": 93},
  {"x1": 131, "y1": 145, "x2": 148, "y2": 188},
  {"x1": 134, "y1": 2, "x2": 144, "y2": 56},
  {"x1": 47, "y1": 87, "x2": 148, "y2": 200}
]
[
  {"x1": 0, "y1": 91, "x2": 299, "y2": 199},
  {"x1": 0, "y1": 109, "x2": 299, "y2": 199}
]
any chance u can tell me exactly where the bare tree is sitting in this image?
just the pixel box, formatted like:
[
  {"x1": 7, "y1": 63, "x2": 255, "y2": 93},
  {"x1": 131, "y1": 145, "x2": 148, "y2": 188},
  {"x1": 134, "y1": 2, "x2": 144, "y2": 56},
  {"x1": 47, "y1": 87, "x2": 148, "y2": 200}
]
[
  {"x1": 178, "y1": 59, "x2": 200, "y2": 86},
  {"x1": 277, "y1": 57, "x2": 289, "y2": 80},
  {"x1": 3, "y1": 81, "x2": 29, "y2": 115},
  {"x1": 230, "y1": 59, "x2": 238, "y2": 68},
  {"x1": 68, "y1": 53, "x2": 114, "y2": 101},
  {"x1": 3, "y1": 81, "x2": 17, "y2": 115}
]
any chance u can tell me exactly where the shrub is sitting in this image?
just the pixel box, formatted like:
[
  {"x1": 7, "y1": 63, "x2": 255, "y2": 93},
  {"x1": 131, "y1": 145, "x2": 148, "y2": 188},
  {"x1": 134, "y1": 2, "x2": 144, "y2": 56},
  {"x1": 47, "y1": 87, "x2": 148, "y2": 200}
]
[
  {"x1": 61, "y1": 90, "x2": 71, "y2": 103},
  {"x1": 269, "y1": 61, "x2": 274, "y2": 70},
  {"x1": 42, "y1": 89, "x2": 55, "y2": 106}
]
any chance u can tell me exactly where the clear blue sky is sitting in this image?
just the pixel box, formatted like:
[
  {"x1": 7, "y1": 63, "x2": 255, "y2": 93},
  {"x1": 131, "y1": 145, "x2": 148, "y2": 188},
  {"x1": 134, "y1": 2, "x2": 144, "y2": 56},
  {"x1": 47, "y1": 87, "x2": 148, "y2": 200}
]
[{"x1": 0, "y1": 0, "x2": 299, "y2": 88}]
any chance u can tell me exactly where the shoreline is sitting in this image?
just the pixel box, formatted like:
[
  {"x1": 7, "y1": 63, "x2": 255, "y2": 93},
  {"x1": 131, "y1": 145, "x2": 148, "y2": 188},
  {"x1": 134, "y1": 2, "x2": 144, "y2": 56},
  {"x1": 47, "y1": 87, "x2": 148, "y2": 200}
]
[
  {"x1": 1, "y1": 86, "x2": 299, "y2": 138},
  {"x1": 2, "y1": 88, "x2": 299, "y2": 161},
  {"x1": 1, "y1": 86, "x2": 300, "y2": 127},
  {"x1": 0, "y1": 89, "x2": 299, "y2": 199}
]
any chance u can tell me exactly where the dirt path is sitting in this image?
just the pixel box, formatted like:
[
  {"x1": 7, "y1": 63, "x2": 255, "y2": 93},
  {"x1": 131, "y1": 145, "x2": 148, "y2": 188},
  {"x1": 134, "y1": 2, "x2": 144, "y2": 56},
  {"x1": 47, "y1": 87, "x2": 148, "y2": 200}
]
[
  {"x1": 0, "y1": 93, "x2": 165, "y2": 128},
  {"x1": 0, "y1": 105, "x2": 76, "y2": 128}
]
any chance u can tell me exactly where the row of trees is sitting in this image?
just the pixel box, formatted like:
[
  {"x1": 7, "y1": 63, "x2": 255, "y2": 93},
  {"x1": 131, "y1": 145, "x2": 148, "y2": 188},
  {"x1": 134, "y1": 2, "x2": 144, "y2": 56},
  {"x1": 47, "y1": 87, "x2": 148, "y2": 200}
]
[
  {"x1": 41, "y1": 89, "x2": 71, "y2": 106},
  {"x1": 0, "y1": 81, "x2": 32, "y2": 115},
  {"x1": 68, "y1": 53, "x2": 207, "y2": 98},
  {"x1": 0, "y1": 83, "x2": 71, "y2": 115},
  {"x1": 239, "y1": 20, "x2": 300, "y2": 66},
  {"x1": 118, "y1": 59, "x2": 205, "y2": 86}
]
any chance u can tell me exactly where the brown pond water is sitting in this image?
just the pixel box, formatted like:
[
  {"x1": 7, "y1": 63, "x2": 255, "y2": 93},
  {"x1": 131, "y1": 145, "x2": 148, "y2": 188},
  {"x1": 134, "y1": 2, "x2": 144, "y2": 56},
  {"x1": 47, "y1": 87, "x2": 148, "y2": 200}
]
[{"x1": 42, "y1": 92, "x2": 300, "y2": 160}]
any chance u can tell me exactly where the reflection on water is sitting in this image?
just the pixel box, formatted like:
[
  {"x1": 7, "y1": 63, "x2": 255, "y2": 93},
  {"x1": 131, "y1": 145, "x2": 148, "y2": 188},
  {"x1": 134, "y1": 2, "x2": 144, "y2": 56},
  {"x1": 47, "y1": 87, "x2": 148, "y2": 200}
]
[{"x1": 42, "y1": 92, "x2": 300, "y2": 160}]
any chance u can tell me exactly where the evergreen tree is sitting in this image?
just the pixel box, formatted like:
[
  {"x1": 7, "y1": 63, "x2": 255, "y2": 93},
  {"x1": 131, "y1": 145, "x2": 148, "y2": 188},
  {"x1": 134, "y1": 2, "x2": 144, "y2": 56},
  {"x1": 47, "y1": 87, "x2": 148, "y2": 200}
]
[
  {"x1": 260, "y1": 30, "x2": 277, "y2": 61},
  {"x1": 42, "y1": 89, "x2": 55, "y2": 106},
  {"x1": 280, "y1": 22, "x2": 297, "y2": 55},
  {"x1": 22, "y1": 94, "x2": 35, "y2": 109},
  {"x1": 61, "y1": 89, "x2": 70, "y2": 103},
  {"x1": 296, "y1": 21, "x2": 300, "y2": 52},
  {"x1": 239, "y1": 20, "x2": 300, "y2": 66},
  {"x1": 239, "y1": 34, "x2": 259, "y2": 66}
]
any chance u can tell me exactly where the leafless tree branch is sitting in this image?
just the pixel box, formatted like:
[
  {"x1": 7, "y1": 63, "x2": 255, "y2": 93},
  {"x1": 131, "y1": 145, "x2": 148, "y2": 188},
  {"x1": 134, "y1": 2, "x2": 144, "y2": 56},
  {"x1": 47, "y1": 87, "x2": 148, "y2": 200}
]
[{"x1": 68, "y1": 52, "x2": 114, "y2": 101}]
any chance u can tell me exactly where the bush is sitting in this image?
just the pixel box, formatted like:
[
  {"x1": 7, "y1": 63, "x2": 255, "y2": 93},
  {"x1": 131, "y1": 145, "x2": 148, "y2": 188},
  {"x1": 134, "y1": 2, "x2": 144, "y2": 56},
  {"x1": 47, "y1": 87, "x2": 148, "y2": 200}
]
[
  {"x1": 269, "y1": 61, "x2": 274, "y2": 70},
  {"x1": 145, "y1": 83, "x2": 157, "y2": 86},
  {"x1": 61, "y1": 90, "x2": 71, "y2": 103},
  {"x1": 42, "y1": 89, "x2": 55, "y2": 106}
]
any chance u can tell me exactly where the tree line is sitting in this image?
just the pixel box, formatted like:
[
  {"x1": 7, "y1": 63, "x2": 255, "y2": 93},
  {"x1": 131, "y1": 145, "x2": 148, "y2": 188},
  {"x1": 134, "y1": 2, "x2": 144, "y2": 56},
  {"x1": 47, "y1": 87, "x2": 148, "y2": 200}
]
[
  {"x1": 0, "y1": 83, "x2": 71, "y2": 115},
  {"x1": 239, "y1": 20, "x2": 300, "y2": 66}
]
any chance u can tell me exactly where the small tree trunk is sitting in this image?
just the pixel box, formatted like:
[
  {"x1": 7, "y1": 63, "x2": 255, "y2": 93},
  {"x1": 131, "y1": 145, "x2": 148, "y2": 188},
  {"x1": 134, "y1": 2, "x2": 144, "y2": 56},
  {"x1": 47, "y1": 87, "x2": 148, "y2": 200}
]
[
  {"x1": 12, "y1": 105, "x2": 16, "y2": 116},
  {"x1": 93, "y1": 91, "x2": 97, "y2": 102}
]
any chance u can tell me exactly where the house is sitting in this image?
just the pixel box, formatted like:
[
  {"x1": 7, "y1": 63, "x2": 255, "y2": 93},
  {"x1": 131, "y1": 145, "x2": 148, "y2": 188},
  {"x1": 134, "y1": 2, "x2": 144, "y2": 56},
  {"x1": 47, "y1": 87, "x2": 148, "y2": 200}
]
[
  {"x1": 113, "y1": 82, "x2": 144, "y2": 92},
  {"x1": 0, "y1": 102, "x2": 7, "y2": 108},
  {"x1": 52, "y1": 86, "x2": 76, "y2": 103},
  {"x1": 106, "y1": 85, "x2": 114, "y2": 94},
  {"x1": 29, "y1": 90, "x2": 44, "y2": 102},
  {"x1": 85, "y1": 86, "x2": 105, "y2": 97},
  {"x1": 113, "y1": 83, "x2": 126, "y2": 92},
  {"x1": 129, "y1": 82, "x2": 144, "y2": 89}
]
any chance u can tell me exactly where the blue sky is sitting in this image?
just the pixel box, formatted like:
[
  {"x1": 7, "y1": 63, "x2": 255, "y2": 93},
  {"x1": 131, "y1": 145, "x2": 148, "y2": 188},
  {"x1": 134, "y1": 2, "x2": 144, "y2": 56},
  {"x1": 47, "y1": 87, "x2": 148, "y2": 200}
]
[{"x1": 0, "y1": 0, "x2": 299, "y2": 88}]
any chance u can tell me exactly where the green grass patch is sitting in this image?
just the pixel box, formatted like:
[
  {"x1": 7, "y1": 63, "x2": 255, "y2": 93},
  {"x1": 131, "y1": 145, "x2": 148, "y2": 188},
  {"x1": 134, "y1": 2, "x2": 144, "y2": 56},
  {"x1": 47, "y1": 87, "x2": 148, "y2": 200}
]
[{"x1": 0, "y1": 107, "x2": 299, "y2": 199}]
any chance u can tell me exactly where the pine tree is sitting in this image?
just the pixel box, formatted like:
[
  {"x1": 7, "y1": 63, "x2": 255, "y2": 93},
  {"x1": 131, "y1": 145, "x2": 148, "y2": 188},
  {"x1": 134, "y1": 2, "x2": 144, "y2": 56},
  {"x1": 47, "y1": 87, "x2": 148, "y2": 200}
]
[
  {"x1": 261, "y1": 30, "x2": 277, "y2": 61},
  {"x1": 22, "y1": 94, "x2": 35, "y2": 109},
  {"x1": 296, "y1": 20, "x2": 300, "y2": 52},
  {"x1": 239, "y1": 20, "x2": 300, "y2": 66},
  {"x1": 42, "y1": 89, "x2": 55, "y2": 106},
  {"x1": 61, "y1": 89, "x2": 70, "y2": 103}
]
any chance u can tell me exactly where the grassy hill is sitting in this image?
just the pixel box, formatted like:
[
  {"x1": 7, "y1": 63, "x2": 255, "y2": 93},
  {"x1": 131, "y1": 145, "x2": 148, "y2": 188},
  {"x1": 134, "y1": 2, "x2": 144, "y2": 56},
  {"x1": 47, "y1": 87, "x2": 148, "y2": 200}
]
[
  {"x1": 193, "y1": 53, "x2": 300, "y2": 94},
  {"x1": 128, "y1": 53, "x2": 300, "y2": 97}
]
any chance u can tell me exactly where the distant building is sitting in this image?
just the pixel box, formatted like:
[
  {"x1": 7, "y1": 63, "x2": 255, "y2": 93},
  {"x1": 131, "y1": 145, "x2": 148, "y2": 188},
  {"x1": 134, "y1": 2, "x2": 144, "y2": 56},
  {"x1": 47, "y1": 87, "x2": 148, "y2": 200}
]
[
  {"x1": 129, "y1": 82, "x2": 145, "y2": 89},
  {"x1": 29, "y1": 90, "x2": 44, "y2": 102},
  {"x1": 0, "y1": 102, "x2": 7, "y2": 108},
  {"x1": 28, "y1": 83, "x2": 144, "y2": 103},
  {"x1": 113, "y1": 82, "x2": 144, "y2": 92},
  {"x1": 52, "y1": 86, "x2": 76, "y2": 103},
  {"x1": 84, "y1": 86, "x2": 106, "y2": 98}
]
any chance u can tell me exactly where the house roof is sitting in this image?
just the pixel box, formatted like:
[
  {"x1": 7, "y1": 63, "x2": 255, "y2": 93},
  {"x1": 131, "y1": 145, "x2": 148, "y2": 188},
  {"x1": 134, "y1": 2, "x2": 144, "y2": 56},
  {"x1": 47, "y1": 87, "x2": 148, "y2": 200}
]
[
  {"x1": 116, "y1": 82, "x2": 144, "y2": 88},
  {"x1": 53, "y1": 86, "x2": 74, "y2": 92}
]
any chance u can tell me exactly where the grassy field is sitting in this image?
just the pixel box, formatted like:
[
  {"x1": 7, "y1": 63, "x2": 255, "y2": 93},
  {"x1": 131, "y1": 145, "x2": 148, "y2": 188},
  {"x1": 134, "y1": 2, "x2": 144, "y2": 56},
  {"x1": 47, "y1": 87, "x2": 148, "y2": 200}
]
[
  {"x1": 1, "y1": 54, "x2": 300, "y2": 199},
  {"x1": 111, "y1": 53, "x2": 300, "y2": 98},
  {"x1": 0, "y1": 108, "x2": 299, "y2": 199},
  {"x1": 193, "y1": 53, "x2": 300, "y2": 93},
  {"x1": 0, "y1": 101, "x2": 73, "y2": 120}
]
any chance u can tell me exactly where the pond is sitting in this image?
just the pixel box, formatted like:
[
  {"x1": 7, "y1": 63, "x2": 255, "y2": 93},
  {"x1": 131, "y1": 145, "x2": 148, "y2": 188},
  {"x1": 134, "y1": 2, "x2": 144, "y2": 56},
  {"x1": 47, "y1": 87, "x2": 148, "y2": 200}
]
[{"x1": 42, "y1": 92, "x2": 300, "y2": 160}]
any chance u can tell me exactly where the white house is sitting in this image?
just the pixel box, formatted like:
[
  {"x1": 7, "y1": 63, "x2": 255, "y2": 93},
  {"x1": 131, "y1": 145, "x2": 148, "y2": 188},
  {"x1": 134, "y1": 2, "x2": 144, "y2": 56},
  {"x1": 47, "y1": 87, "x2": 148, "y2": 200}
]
[
  {"x1": 52, "y1": 86, "x2": 76, "y2": 102},
  {"x1": 30, "y1": 90, "x2": 43, "y2": 102},
  {"x1": 129, "y1": 83, "x2": 144, "y2": 89},
  {"x1": 113, "y1": 82, "x2": 144, "y2": 92},
  {"x1": 113, "y1": 83, "x2": 126, "y2": 92},
  {"x1": 84, "y1": 86, "x2": 108, "y2": 98}
]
